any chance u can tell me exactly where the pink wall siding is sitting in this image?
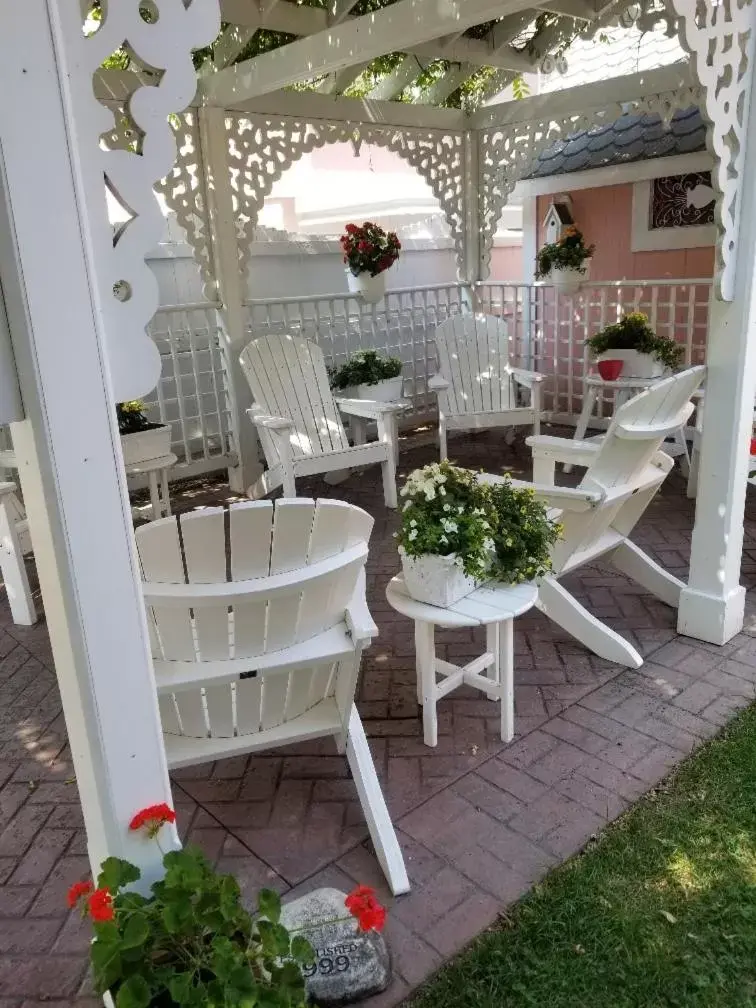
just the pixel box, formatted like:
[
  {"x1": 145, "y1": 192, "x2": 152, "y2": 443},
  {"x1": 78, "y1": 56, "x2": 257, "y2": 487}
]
[
  {"x1": 536, "y1": 184, "x2": 715, "y2": 281},
  {"x1": 489, "y1": 244, "x2": 524, "y2": 281}
]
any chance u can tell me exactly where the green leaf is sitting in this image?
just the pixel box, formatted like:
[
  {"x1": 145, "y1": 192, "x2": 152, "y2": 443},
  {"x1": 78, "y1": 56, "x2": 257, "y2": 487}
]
[
  {"x1": 115, "y1": 974, "x2": 151, "y2": 1008},
  {"x1": 121, "y1": 912, "x2": 149, "y2": 950},
  {"x1": 290, "y1": 935, "x2": 315, "y2": 965},
  {"x1": 257, "y1": 888, "x2": 281, "y2": 924},
  {"x1": 91, "y1": 940, "x2": 123, "y2": 993},
  {"x1": 168, "y1": 973, "x2": 194, "y2": 1005},
  {"x1": 97, "y1": 857, "x2": 141, "y2": 892},
  {"x1": 162, "y1": 901, "x2": 190, "y2": 934}
]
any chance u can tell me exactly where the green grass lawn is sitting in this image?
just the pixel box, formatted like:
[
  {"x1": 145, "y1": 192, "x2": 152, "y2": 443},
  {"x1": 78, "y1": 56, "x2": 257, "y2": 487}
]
[{"x1": 409, "y1": 703, "x2": 756, "y2": 1008}]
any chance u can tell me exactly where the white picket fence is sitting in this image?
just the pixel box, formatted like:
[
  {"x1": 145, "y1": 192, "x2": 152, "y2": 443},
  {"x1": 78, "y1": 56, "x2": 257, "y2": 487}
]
[{"x1": 143, "y1": 278, "x2": 713, "y2": 482}]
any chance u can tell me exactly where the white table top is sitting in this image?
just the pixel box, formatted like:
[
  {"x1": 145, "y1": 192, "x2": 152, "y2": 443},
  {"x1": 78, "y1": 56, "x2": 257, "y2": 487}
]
[
  {"x1": 386, "y1": 574, "x2": 538, "y2": 629},
  {"x1": 584, "y1": 375, "x2": 659, "y2": 389},
  {"x1": 125, "y1": 453, "x2": 178, "y2": 476}
]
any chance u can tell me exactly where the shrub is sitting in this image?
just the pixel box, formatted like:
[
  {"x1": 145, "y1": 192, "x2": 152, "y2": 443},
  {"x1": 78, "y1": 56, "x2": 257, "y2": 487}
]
[
  {"x1": 329, "y1": 350, "x2": 403, "y2": 390},
  {"x1": 586, "y1": 312, "x2": 684, "y2": 369},
  {"x1": 340, "y1": 221, "x2": 400, "y2": 277},
  {"x1": 536, "y1": 226, "x2": 594, "y2": 279},
  {"x1": 117, "y1": 401, "x2": 157, "y2": 436}
]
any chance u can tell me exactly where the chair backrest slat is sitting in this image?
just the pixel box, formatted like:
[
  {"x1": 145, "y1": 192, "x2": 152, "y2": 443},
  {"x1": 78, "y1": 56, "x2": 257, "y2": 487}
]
[
  {"x1": 229, "y1": 501, "x2": 274, "y2": 579},
  {"x1": 434, "y1": 315, "x2": 515, "y2": 416},
  {"x1": 240, "y1": 334, "x2": 350, "y2": 459},
  {"x1": 235, "y1": 676, "x2": 263, "y2": 735}
]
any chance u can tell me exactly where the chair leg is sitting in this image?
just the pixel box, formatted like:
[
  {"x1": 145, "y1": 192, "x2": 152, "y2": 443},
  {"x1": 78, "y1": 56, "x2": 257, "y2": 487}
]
[
  {"x1": 439, "y1": 416, "x2": 448, "y2": 461},
  {"x1": 345, "y1": 705, "x2": 410, "y2": 896},
  {"x1": 281, "y1": 463, "x2": 297, "y2": 498},
  {"x1": 247, "y1": 467, "x2": 281, "y2": 501},
  {"x1": 564, "y1": 386, "x2": 597, "y2": 474},
  {"x1": 610, "y1": 539, "x2": 684, "y2": 609},
  {"x1": 377, "y1": 417, "x2": 398, "y2": 508},
  {"x1": 0, "y1": 505, "x2": 35, "y2": 625},
  {"x1": 538, "y1": 576, "x2": 643, "y2": 669}
]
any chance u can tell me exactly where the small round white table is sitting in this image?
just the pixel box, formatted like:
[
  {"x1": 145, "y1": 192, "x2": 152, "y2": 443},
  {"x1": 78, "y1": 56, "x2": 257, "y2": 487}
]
[
  {"x1": 385, "y1": 575, "x2": 538, "y2": 747},
  {"x1": 565, "y1": 374, "x2": 690, "y2": 474},
  {"x1": 126, "y1": 453, "x2": 177, "y2": 521}
]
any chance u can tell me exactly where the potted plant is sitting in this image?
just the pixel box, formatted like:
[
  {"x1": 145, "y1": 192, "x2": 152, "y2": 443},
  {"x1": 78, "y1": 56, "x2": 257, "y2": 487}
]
[
  {"x1": 395, "y1": 462, "x2": 559, "y2": 608},
  {"x1": 536, "y1": 226, "x2": 595, "y2": 294},
  {"x1": 68, "y1": 803, "x2": 387, "y2": 1008},
  {"x1": 340, "y1": 221, "x2": 401, "y2": 303},
  {"x1": 586, "y1": 312, "x2": 685, "y2": 379},
  {"x1": 117, "y1": 401, "x2": 172, "y2": 467},
  {"x1": 329, "y1": 350, "x2": 404, "y2": 401}
]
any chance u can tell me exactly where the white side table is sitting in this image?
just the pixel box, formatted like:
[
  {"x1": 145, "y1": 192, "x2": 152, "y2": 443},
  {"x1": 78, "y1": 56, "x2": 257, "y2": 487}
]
[
  {"x1": 385, "y1": 575, "x2": 538, "y2": 747},
  {"x1": 566, "y1": 374, "x2": 690, "y2": 474},
  {"x1": 126, "y1": 453, "x2": 177, "y2": 520}
]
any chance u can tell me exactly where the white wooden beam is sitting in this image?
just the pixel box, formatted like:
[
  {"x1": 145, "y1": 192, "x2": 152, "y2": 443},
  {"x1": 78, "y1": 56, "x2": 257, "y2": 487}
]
[
  {"x1": 328, "y1": 0, "x2": 361, "y2": 26},
  {"x1": 470, "y1": 62, "x2": 693, "y2": 129},
  {"x1": 414, "y1": 36, "x2": 532, "y2": 73},
  {"x1": 219, "y1": 0, "x2": 326, "y2": 33},
  {"x1": 201, "y1": 0, "x2": 583, "y2": 106},
  {"x1": 366, "y1": 55, "x2": 422, "y2": 100},
  {"x1": 317, "y1": 61, "x2": 372, "y2": 94},
  {"x1": 212, "y1": 24, "x2": 255, "y2": 70},
  {"x1": 420, "y1": 64, "x2": 477, "y2": 105}
]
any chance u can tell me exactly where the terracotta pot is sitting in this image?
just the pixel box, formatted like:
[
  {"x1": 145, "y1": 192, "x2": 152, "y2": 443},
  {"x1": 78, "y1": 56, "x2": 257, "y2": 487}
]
[{"x1": 597, "y1": 359, "x2": 624, "y2": 381}]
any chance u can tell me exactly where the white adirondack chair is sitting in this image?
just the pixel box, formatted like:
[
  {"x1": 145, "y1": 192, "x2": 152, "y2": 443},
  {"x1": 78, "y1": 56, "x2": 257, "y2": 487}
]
[
  {"x1": 134, "y1": 497, "x2": 410, "y2": 896},
  {"x1": 240, "y1": 334, "x2": 405, "y2": 508},
  {"x1": 429, "y1": 314, "x2": 544, "y2": 460},
  {"x1": 0, "y1": 482, "x2": 36, "y2": 625},
  {"x1": 482, "y1": 366, "x2": 706, "y2": 669}
]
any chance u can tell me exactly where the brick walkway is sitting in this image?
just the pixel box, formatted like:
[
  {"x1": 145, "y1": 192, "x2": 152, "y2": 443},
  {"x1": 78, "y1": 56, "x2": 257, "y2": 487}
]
[{"x1": 0, "y1": 429, "x2": 755, "y2": 1008}]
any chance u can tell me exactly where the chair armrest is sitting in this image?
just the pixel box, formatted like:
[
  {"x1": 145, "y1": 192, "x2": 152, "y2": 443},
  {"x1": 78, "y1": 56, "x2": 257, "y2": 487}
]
[
  {"x1": 335, "y1": 397, "x2": 408, "y2": 420},
  {"x1": 246, "y1": 408, "x2": 293, "y2": 431},
  {"x1": 0, "y1": 481, "x2": 17, "y2": 497},
  {"x1": 527, "y1": 434, "x2": 601, "y2": 463},
  {"x1": 478, "y1": 472, "x2": 601, "y2": 512},
  {"x1": 427, "y1": 374, "x2": 450, "y2": 391},
  {"x1": 510, "y1": 367, "x2": 543, "y2": 388},
  {"x1": 346, "y1": 571, "x2": 378, "y2": 645}
]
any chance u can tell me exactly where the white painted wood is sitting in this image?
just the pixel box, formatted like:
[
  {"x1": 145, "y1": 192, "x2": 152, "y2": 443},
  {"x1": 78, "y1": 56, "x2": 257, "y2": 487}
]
[
  {"x1": 0, "y1": 483, "x2": 36, "y2": 624},
  {"x1": 137, "y1": 500, "x2": 408, "y2": 893},
  {"x1": 240, "y1": 334, "x2": 403, "y2": 507},
  {"x1": 431, "y1": 314, "x2": 543, "y2": 458}
]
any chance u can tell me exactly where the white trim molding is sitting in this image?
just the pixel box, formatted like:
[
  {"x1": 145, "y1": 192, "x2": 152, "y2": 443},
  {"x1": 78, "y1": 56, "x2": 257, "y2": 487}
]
[{"x1": 631, "y1": 177, "x2": 715, "y2": 252}]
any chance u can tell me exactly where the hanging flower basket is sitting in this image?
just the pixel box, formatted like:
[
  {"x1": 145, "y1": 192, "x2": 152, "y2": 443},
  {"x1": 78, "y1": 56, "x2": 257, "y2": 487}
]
[
  {"x1": 341, "y1": 221, "x2": 401, "y2": 304},
  {"x1": 345, "y1": 268, "x2": 387, "y2": 304},
  {"x1": 548, "y1": 263, "x2": 590, "y2": 295},
  {"x1": 536, "y1": 226, "x2": 594, "y2": 295}
]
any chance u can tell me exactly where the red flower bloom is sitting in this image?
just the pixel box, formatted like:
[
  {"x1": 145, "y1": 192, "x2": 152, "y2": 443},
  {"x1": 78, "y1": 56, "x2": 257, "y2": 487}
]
[
  {"x1": 345, "y1": 885, "x2": 386, "y2": 933},
  {"x1": 129, "y1": 803, "x2": 176, "y2": 838},
  {"x1": 67, "y1": 880, "x2": 93, "y2": 909},
  {"x1": 88, "y1": 887, "x2": 114, "y2": 923},
  {"x1": 345, "y1": 223, "x2": 359, "y2": 235}
]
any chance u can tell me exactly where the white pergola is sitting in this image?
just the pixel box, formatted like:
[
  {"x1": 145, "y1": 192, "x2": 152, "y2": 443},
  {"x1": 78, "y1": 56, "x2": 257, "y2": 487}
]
[{"x1": 0, "y1": 0, "x2": 754, "y2": 885}]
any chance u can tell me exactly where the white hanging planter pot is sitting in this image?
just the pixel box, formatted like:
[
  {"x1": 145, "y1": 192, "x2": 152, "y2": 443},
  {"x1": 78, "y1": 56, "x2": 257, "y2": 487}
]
[
  {"x1": 343, "y1": 376, "x2": 404, "y2": 402},
  {"x1": 401, "y1": 552, "x2": 479, "y2": 608},
  {"x1": 547, "y1": 260, "x2": 591, "y2": 295},
  {"x1": 345, "y1": 268, "x2": 387, "y2": 304},
  {"x1": 120, "y1": 424, "x2": 172, "y2": 467},
  {"x1": 596, "y1": 349, "x2": 665, "y2": 379}
]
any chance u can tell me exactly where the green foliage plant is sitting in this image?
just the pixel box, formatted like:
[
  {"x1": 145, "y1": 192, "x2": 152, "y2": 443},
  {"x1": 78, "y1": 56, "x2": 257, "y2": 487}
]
[
  {"x1": 395, "y1": 462, "x2": 560, "y2": 584},
  {"x1": 586, "y1": 312, "x2": 685, "y2": 370},
  {"x1": 117, "y1": 401, "x2": 160, "y2": 436},
  {"x1": 536, "y1": 226, "x2": 595, "y2": 279},
  {"x1": 329, "y1": 350, "x2": 403, "y2": 390}
]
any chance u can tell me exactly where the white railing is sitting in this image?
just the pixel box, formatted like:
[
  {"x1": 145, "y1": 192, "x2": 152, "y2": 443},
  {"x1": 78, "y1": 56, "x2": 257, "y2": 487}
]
[
  {"x1": 476, "y1": 279, "x2": 712, "y2": 419},
  {"x1": 145, "y1": 302, "x2": 234, "y2": 478},
  {"x1": 245, "y1": 283, "x2": 469, "y2": 417}
]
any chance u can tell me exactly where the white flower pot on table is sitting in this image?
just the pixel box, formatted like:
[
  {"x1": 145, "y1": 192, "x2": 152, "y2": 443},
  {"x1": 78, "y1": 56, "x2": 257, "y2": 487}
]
[
  {"x1": 120, "y1": 424, "x2": 172, "y2": 466},
  {"x1": 346, "y1": 268, "x2": 387, "y2": 304},
  {"x1": 597, "y1": 349, "x2": 665, "y2": 379},
  {"x1": 343, "y1": 376, "x2": 404, "y2": 401},
  {"x1": 400, "y1": 551, "x2": 479, "y2": 608}
]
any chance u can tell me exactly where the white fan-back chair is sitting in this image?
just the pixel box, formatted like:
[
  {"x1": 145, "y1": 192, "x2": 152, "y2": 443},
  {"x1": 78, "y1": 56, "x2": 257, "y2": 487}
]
[
  {"x1": 0, "y1": 481, "x2": 36, "y2": 625},
  {"x1": 135, "y1": 498, "x2": 409, "y2": 895},
  {"x1": 483, "y1": 366, "x2": 706, "y2": 669},
  {"x1": 240, "y1": 334, "x2": 405, "y2": 508},
  {"x1": 429, "y1": 314, "x2": 544, "y2": 459}
]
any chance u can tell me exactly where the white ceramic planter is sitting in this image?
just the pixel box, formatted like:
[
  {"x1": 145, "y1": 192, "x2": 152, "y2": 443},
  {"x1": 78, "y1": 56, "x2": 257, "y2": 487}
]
[
  {"x1": 548, "y1": 260, "x2": 590, "y2": 294},
  {"x1": 346, "y1": 268, "x2": 386, "y2": 304},
  {"x1": 344, "y1": 376, "x2": 404, "y2": 401},
  {"x1": 401, "y1": 552, "x2": 479, "y2": 608},
  {"x1": 597, "y1": 349, "x2": 665, "y2": 379},
  {"x1": 120, "y1": 424, "x2": 172, "y2": 467}
]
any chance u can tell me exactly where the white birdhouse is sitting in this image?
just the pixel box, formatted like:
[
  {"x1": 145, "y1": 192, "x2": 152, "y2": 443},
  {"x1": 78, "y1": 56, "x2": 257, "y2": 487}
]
[{"x1": 543, "y1": 198, "x2": 574, "y2": 245}]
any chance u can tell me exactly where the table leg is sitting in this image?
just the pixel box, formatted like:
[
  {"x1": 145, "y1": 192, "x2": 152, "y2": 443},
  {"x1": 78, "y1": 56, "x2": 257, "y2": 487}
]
[
  {"x1": 148, "y1": 471, "x2": 161, "y2": 520},
  {"x1": 160, "y1": 468, "x2": 172, "y2": 516},
  {"x1": 414, "y1": 620, "x2": 438, "y2": 747},
  {"x1": 485, "y1": 623, "x2": 500, "y2": 702},
  {"x1": 564, "y1": 386, "x2": 597, "y2": 473},
  {"x1": 497, "y1": 618, "x2": 515, "y2": 743}
]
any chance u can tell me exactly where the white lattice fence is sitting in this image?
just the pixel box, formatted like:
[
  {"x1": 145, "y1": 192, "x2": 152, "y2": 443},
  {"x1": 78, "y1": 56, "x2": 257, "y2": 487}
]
[
  {"x1": 144, "y1": 302, "x2": 234, "y2": 478},
  {"x1": 245, "y1": 284, "x2": 469, "y2": 417}
]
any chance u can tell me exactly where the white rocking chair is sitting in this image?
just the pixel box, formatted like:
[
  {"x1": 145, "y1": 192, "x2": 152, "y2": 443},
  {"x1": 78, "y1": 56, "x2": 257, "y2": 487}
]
[
  {"x1": 429, "y1": 313, "x2": 544, "y2": 460},
  {"x1": 0, "y1": 471, "x2": 36, "y2": 626},
  {"x1": 240, "y1": 334, "x2": 406, "y2": 508},
  {"x1": 135, "y1": 498, "x2": 410, "y2": 896},
  {"x1": 483, "y1": 366, "x2": 706, "y2": 669}
]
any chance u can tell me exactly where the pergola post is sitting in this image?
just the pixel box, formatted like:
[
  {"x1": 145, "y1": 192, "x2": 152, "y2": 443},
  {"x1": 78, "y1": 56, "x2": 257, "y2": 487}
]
[
  {"x1": 199, "y1": 107, "x2": 262, "y2": 494},
  {"x1": 0, "y1": 0, "x2": 179, "y2": 882},
  {"x1": 463, "y1": 130, "x2": 483, "y2": 306}
]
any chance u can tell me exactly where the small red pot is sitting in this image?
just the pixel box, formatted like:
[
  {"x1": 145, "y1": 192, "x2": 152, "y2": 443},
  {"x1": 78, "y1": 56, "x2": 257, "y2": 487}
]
[{"x1": 597, "y1": 359, "x2": 624, "y2": 381}]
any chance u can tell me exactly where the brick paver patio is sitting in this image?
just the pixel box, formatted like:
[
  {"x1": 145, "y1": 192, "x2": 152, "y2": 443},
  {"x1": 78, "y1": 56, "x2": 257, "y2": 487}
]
[{"x1": 1, "y1": 428, "x2": 755, "y2": 1007}]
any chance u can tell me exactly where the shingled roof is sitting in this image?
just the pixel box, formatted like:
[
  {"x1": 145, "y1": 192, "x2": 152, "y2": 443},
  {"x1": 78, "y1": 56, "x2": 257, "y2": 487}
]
[{"x1": 527, "y1": 106, "x2": 707, "y2": 179}]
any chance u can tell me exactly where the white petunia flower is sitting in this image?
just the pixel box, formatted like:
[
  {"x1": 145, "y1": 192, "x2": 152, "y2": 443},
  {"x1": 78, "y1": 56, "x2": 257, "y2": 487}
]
[{"x1": 408, "y1": 529, "x2": 418, "y2": 541}]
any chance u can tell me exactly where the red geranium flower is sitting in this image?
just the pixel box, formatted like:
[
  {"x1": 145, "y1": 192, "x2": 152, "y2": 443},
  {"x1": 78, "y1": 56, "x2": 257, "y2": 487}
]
[
  {"x1": 345, "y1": 223, "x2": 359, "y2": 235},
  {"x1": 129, "y1": 803, "x2": 176, "y2": 838},
  {"x1": 345, "y1": 885, "x2": 386, "y2": 933},
  {"x1": 88, "y1": 887, "x2": 114, "y2": 923},
  {"x1": 67, "y1": 880, "x2": 93, "y2": 909}
]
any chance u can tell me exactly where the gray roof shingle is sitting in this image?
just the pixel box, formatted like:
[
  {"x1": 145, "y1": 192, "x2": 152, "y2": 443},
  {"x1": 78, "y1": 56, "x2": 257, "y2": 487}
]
[{"x1": 526, "y1": 106, "x2": 706, "y2": 179}]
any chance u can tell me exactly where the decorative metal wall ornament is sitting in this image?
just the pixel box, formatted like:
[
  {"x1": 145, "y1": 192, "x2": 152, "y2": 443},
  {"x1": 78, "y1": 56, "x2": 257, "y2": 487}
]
[
  {"x1": 668, "y1": 0, "x2": 756, "y2": 301},
  {"x1": 650, "y1": 172, "x2": 715, "y2": 230},
  {"x1": 74, "y1": 0, "x2": 220, "y2": 399}
]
